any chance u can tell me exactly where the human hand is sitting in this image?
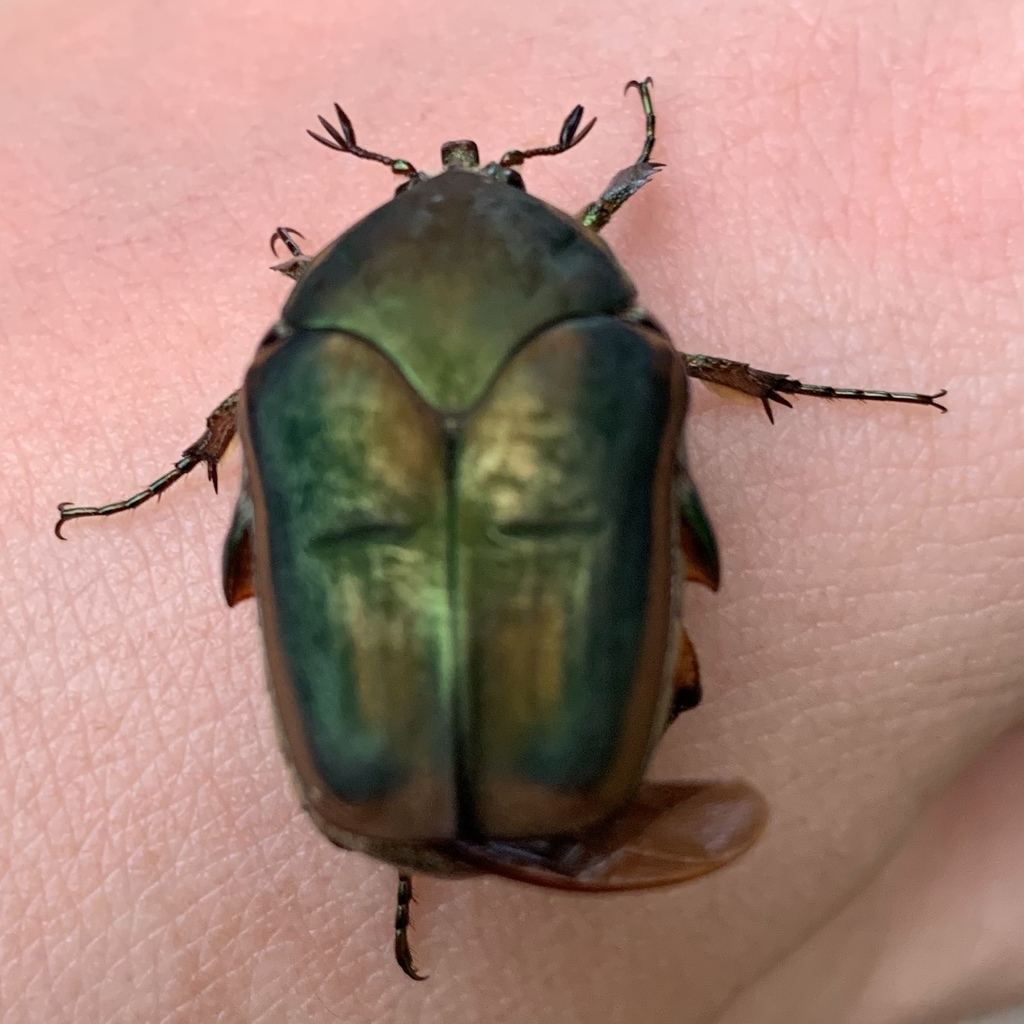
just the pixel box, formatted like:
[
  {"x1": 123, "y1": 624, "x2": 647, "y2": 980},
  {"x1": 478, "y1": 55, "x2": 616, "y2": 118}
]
[{"x1": 3, "y1": 1, "x2": 1022, "y2": 1022}]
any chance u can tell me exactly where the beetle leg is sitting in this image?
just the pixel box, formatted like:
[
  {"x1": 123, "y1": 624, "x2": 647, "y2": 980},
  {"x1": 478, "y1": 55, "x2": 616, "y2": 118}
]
[
  {"x1": 394, "y1": 873, "x2": 428, "y2": 981},
  {"x1": 578, "y1": 77, "x2": 664, "y2": 232},
  {"x1": 269, "y1": 226, "x2": 312, "y2": 281},
  {"x1": 55, "y1": 391, "x2": 239, "y2": 538},
  {"x1": 684, "y1": 354, "x2": 949, "y2": 423}
]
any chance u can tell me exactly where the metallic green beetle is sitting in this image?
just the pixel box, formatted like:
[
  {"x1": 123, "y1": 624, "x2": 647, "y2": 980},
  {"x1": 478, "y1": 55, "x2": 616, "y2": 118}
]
[{"x1": 56, "y1": 79, "x2": 946, "y2": 979}]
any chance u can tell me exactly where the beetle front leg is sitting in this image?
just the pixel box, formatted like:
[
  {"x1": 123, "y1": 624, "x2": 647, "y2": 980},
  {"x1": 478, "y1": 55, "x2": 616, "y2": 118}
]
[
  {"x1": 394, "y1": 873, "x2": 427, "y2": 981},
  {"x1": 55, "y1": 391, "x2": 239, "y2": 538},
  {"x1": 684, "y1": 354, "x2": 948, "y2": 423},
  {"x1": 578, "y1": 77, "x2": 663, "y2": 232},
  {"x1": 269, "y1": 226, "x2": 312, "y2": 281}
]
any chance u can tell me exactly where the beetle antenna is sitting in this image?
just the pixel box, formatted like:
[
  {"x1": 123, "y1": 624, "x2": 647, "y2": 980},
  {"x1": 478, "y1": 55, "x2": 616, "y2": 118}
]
[
  {"x1": 308, "y1": 103, "x2": 419, "y2": 178},
  {"x1": 500, "y1": 104, "x2": 597, "y2": 168}
]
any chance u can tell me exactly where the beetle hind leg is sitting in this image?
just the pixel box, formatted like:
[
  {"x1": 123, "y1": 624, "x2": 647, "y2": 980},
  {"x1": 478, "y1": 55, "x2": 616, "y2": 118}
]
[
  {"x1": 55, "y1": 391, "x2": 239, "y2": 538},
  {"x1": 394, "y1": 873, "x2": 428, "y2": 981},
  {"x1": 578, "y1": 77, "x2": 663, "y2": 232},
  {"x1": 684, "y1": 354, "x2": 948, "y2": 423}
]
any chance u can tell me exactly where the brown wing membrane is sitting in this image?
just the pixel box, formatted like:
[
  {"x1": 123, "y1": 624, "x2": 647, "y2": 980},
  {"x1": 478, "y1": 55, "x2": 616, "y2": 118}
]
[
  {"x1": 223, "y1": 527, "x2": 254, "y2": 606},
  {"x1": 668, "y1": 629, "x2": 702, "y2": 722},
  {"x1": 677, "y1": 474, "x2": 720, "y2": 591},
  {"x1": 222, "y1": 489, "x2": 255, "y2": 607},
  {"x1": 445, "y1": 780, "x2": 767, "y2": 891}
]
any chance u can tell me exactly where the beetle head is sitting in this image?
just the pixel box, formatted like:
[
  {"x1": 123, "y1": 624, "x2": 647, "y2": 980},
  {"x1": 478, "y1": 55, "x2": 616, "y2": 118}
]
[
  {"x1": 439, "y1": 102, "x2": 597, "y2": 192},
  {"x1": 440, "y1": 140, "x2": 480, "y2": 169},
  {"x1": 439, "y1": 140, "x2": 527, "y2": 191}
]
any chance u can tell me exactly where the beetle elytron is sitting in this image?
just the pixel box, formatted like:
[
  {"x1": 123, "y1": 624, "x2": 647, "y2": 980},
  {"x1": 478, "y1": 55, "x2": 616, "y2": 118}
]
[{"x1": 56, "y1": 79, "x2": 946, "y2": 979}]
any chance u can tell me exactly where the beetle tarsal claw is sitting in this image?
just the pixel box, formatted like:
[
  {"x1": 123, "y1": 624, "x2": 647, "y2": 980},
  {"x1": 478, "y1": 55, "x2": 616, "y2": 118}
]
[
  {"x1": 755, "y1": 389, "x2": 794, "y2": 423},
  {"x1": 270, "y1": 227, "x2": 306, "y2": 258},
  {"x1": 54, "y1": 504, "x2": 73, "y2": 540},
  {"x1": 624, "y1": 76, "x2": 654, "y2": 95}
]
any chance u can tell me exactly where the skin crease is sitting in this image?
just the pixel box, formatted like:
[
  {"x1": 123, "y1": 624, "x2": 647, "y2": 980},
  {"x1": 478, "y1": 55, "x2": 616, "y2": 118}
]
[{"x1": 1, "y1": 0, "x2": 1023, "y2": 1020}]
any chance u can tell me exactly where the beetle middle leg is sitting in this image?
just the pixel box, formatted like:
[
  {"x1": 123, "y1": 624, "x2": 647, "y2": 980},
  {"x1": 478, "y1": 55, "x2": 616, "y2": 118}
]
[
  {"x1": 394, "y1": 873, "x2": 427, "y2": 981},
  {"x1": 578, "y1": 77, "x2": 663, "y2": 232},
  {"x1": 55, "y1": 391, "x2": 239, "y2": 538},
  {"x1": 684, "y1": 354, "x2": 949, "y2": 423}
]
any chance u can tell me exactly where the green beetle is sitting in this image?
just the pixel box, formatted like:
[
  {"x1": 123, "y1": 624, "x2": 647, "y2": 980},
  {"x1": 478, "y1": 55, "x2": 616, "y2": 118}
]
[{"x1": 56, "y1": 79, "x2": 946, "y2": 979}]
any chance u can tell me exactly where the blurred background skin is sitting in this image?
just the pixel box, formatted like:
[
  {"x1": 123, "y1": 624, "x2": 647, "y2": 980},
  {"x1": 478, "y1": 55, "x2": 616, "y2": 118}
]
[{"x1": 2, "y1": 0, "x2": 1023, "y2": 1021}]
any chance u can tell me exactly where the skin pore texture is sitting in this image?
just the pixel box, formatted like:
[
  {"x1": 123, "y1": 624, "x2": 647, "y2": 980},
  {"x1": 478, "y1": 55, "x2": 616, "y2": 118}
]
[{"x1": 2, "y1": 0, "x2": 1023, "y2": 1022}]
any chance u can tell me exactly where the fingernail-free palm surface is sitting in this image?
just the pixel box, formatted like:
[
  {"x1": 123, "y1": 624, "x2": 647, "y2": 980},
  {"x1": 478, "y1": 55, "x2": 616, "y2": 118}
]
[{"x1": 3, "y1": 0, "x2": 1024, "y2": 1022}]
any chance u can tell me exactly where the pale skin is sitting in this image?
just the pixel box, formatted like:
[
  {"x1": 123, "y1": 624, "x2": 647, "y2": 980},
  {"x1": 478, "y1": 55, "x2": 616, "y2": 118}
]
[{"x1": 3, "y1": 0, "x2": 1023, "y2": 1022}]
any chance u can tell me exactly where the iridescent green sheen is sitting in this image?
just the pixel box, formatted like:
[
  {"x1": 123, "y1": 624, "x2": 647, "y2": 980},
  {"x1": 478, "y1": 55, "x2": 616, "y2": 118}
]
[
  {"x1": 237, "y1": 166, "x2": 699, "y2": 844},
  {"x1": 281, "y1": 169, "x2": 636, "y2": 411},
  {"x1": 242, "y1": 317, "x2": 682, "y2": 841}
]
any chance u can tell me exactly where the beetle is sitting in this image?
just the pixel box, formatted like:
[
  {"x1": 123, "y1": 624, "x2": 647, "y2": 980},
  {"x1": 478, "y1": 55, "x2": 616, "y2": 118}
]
[{"x1": 55, "y1": 79, "x2": 946, "y2": 980}]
